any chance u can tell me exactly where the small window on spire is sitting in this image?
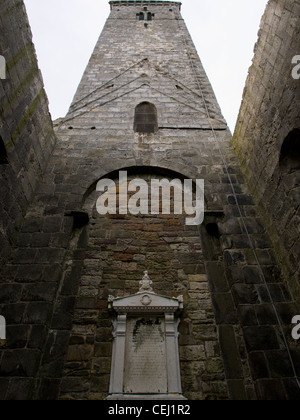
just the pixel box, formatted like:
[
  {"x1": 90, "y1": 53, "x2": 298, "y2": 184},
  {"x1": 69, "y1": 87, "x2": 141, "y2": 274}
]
[{"x1": 134, "y1": 102, "x2": 158, "y2": 134}]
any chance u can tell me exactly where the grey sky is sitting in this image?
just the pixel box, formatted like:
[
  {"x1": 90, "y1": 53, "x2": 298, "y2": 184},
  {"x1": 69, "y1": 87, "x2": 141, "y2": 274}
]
[{"x1": 23, "y1": 0, "x2": 268, "y2": 132}]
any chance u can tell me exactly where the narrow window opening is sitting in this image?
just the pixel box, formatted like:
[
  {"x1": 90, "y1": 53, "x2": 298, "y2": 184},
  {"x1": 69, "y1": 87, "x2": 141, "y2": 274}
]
[
  {"x1": 65, "y1": 211, "x2": 90, "y2": 230},
  {"x1": 206, "y1": 223, "x2": 220, "y2": 239},
  {"x1": 134, "y1": 102, "x2": 158, "y2": 134},
  {"x1": 138, "y1": 12, "x2": 144, "y2": 21},
  {"x1": 147, "y1": 12, "x2": 153, "y2": 21},
  {"x1": 279, "y1": 129, "x2": 300, "y2": 172},
  {"x1": 200, "y1": 222, "x2": 221, "y2": 262},
  {"x1": 0, "y1": 137, "x2": 8, "y2": 164},
  {"x1": 144, "y1": 7, "x2": 148, "y2": 11}
]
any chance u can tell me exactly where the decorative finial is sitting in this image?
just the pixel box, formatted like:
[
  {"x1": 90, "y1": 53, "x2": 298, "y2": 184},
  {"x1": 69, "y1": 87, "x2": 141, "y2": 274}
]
[{"x1": 139, "y1": 271, "x2": 153, "y2": 293}]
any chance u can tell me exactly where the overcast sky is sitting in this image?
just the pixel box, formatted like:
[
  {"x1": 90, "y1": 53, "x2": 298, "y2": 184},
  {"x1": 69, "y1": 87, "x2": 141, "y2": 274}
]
[{"x1": 23, "y1": 0, "x2": 268, "y2": 132}]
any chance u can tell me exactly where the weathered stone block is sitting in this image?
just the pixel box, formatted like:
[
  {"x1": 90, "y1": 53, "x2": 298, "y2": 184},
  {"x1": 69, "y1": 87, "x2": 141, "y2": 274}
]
[
  {"x1": 37, "y1": 378, "x2": 61, "y2": 400},
  {"x1": 265, "y1": 350, "x2": 294, "y2": 378},
  {"x1": 1, "y1": 349, "x2": 41, "y2": 377},
  {"x1": 4, "y1": 325, "x2": 30, "y2": 349},
  {"x1": 94, "y1": 343, "x2": 112, "y2": 358},
  {"x1": 67, "y1": 345, "x2": 94, "y2": 362},
  {"x1": 0, "y1": 284, "x2": 22, "y2": 303},
  {"x1": 22, "y1": 283, "x2": 57, "y2": 302},
  {"x1": 212, "y1": 293, "x2": 237, "y2": 324},
  {"x1": 256, "y1": 379, "x2": 286, "y2": 400},
  {"x1": 219, "y1": 326, "x2": 243, "y2": 379},
  {"x1": 180, "y1": 345, "x2": 206, "y2": 361},
  {"x1": 255, "y1": 304, "x2": 277, "y2": 325},
  {"x1": 206, "y1": 262, "x2": 229, "y2": 293},
  {"x1": 91, "y1": 357, "x2": 112, "y2": 375},
  {"x1": 249, "y1": 352, "x2": 269, "y2": 380},
  {"x1": 5, "y1": 378, "x2": 35, "y2": 400},
  {"x1": 1, "y1": 303, "x2": 26, "y2": 324},
  {"x1": 243, "y1": 326, "x2": 280, "y2": 351},
  {"x1": 60, "y1": 377, "x2": 90, "y2": 394},
  {"x1": 227, "y1": 379, "x2": 248, "y2": 400},
  {"x1": 28, "y1": 325, "x2": 48, "y2": 350},
  {"x1": 232, "y1": 284, "x2": 259, "y2": 305},
  {"x1": 51, "y1": 297, "x2": 76, "y2": 329}
]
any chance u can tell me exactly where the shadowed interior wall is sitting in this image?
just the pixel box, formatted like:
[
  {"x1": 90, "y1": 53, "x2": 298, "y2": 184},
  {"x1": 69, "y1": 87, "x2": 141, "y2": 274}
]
[
  {"x1": 232, "y1": 0, "x2": 300, "y2": 303},
  {"x1": 0, "y1": 0, "x2": 56, "y2": 264}
]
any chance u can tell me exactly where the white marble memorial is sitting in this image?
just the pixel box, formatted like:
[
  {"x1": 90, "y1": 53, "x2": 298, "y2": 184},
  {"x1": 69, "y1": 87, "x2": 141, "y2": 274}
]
[{"x1": 107, "y1": 272, "x2": 185, "y2": 400}]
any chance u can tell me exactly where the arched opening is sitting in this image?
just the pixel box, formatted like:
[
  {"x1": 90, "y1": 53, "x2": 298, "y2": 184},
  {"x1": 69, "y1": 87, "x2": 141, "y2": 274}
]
[
  {"x1": 134, "y1": 102, "x2": 158, "y2": 133},
  {"x1": 201, "y1": 222, "x2": 221, "y2": 262},
  {"x1": 58, "y1": 166, "x2": 225, "y2": 400},
  {"x1": 206, "y1": 223, "x2": 220, "y2": 240},
  {"x1": 0, "y1": 137, "x2": 8, "y2": 164},
  {"x1": 279, "y1": 129, "x2": 300, "y2": 172},
  {"x1": 137, "y1": 12, "x2": 144, "y2": 20},
  {"x1": 270, "y1": 128, "x2": 300, "y2": 274},
  {"x1": 147, "y1": 12, "x2": 153, "y2": 21}
]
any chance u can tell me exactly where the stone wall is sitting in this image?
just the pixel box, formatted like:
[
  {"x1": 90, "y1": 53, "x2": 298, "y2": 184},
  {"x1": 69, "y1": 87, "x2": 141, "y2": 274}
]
[
  {"x1": 59, "y1": 173, "x2": 228, "y2": 400},
  {"x1": 232, "y1": 0, "x2": 300, "y2": 303},
  {"x1": 0, "y1": 0, "x2": 56, "y2": 264}
]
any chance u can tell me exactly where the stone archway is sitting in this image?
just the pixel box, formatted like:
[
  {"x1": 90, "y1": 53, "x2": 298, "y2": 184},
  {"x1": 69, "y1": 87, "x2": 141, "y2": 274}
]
[{"x1": 58, "y1": 166, "x2": 228, "y2": 400}]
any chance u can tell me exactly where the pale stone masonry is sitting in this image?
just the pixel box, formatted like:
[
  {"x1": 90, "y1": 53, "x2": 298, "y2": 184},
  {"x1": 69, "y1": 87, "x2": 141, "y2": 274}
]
[
  {"x1": 232, "y1": 0, "x2": 300, "y2": 305},
  {"x1": 0, "y1": 0, "x2": 299, "y2": 400}
]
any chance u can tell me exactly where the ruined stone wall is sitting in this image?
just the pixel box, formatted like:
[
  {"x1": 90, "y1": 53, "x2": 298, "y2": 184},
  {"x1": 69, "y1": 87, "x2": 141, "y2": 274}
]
[
  {"x1": 232, "y1": 0, "x2": 300, "y2": 303},
  {"x1": 0, "y1": 0, "x2": 56, "y2": 264}
]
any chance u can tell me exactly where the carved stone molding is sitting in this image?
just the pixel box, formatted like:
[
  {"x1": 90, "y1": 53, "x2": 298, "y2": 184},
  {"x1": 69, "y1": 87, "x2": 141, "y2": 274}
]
[{"x1": 107, "y1": 272, "x2": 185, "y2": 400}]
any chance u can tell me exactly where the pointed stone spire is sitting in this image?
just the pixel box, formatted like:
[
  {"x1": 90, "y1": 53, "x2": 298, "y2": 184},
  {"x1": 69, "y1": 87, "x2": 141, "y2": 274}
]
[{"x1": 138, "y1": 271, "x2": 154, "y2": 293}]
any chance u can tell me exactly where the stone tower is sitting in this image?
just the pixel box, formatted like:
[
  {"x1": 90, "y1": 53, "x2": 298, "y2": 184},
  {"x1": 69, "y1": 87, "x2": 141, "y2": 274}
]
[{"x1": 0, "y1": 0, "x2": 299, "y2": 400}]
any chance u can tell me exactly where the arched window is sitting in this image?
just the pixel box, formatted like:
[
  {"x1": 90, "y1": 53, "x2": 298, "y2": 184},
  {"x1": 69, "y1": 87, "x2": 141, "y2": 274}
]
[
  {"x1": 0, "y1": 136, "x2": 8, "y2": 164},
  {"x1": 200, "y1": 222, "x2": 221, "y2": 262},
  {"x1": 276, "y1": 129, "x2": 300, "y2": 211},
  {"x1": 147, "y1": 12, "x2": 153, "y2": 21},
  {"x1": 134, "y1": 102, "x2": 158, "y2": 133},
  {"x1": 138, "y1": 12, "x2": 144, "y2": 21},
  {"x1": 279, "y1": 129, "x2": 300, "y2": 172}
]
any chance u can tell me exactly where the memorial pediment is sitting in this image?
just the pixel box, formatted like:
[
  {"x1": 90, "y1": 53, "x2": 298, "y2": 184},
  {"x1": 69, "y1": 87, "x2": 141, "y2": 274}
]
[
  {"x1": 106, "y1": 272, "x2": 186, "y2": 400},
  {"x1": 109, "y1": 292, "x2": 183, "y2": 314}
]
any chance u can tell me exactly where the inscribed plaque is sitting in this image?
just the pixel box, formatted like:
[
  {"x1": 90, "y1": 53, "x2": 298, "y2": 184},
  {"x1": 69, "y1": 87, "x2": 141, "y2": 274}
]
[{"x1": 123, "y1": 317, "x2": 167, "y2": 394}]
